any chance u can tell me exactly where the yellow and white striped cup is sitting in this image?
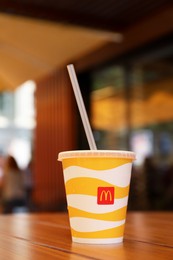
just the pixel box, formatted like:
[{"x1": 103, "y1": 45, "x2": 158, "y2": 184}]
[{"x1": 58, "y1": 150, "x2": 135, "y2": 244}]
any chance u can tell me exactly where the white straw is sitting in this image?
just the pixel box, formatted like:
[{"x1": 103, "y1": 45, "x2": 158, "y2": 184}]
[{"x1": 67, "y1": 64, "x2": 97, "y2": 150}]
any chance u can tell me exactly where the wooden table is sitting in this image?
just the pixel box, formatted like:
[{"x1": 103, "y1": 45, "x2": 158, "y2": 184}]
[{"x1": 0, "y1": 212, "x2": 172, "y2": 259}]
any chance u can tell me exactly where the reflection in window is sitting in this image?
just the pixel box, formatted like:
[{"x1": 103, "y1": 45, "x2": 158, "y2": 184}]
[
  {"x1": 91, "y1": 42, "x2": 173, "y2": 210},
  {"x1": 91, "y1": 66, "x2": 127, "y2": 150}
]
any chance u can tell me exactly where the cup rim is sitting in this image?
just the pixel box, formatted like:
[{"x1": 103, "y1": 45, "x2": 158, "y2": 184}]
[{"x1": 58, "y1": 150, "x2": 136, "y2": 161}]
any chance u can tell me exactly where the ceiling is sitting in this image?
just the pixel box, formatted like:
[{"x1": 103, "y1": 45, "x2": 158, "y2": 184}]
[
  {"x1": 0, "y1": 0, "x2": 172, "y2": 32},
  {"x1": 0, "y1": 0, "x2": 172, "y2": 91},
  {"x1": 0, "y1": 14, "x2": 113, "y2": 91}
]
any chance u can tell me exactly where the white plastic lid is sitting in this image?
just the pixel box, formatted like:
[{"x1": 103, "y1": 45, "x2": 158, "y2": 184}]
[{"x1": 58, "y1": 150, "x2": 136, "y2": 161}]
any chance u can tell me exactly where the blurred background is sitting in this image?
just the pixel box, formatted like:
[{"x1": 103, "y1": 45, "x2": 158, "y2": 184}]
[{"x1": 0, "y1": 0, "x2": 173, "y2": 213}]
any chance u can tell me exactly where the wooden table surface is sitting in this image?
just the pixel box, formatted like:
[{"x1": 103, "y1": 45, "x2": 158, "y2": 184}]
[{"x1": 0, "y1": 212, "x2": 172, "y2": 259}]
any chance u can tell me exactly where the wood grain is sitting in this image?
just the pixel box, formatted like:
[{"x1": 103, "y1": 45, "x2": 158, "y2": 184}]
[{"x1": 0, "y1": 212, "x2": 172, "y2": 259}]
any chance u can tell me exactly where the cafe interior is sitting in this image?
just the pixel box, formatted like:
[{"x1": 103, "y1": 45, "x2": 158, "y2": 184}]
[{"x1": 0, "y1": 0, "x2": 173, "y2": 213}]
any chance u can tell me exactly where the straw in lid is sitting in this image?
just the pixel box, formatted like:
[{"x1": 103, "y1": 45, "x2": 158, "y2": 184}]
[
  {"x1": 58, "y1": 150, "x2": 136, "y2": 161},
  {"x1": 67, "y1": 64, "x2": 97, "y2": 150}
]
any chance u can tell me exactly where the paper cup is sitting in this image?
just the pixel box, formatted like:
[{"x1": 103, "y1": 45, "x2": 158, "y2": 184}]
[{"x1": 58, "y1": 150, "x2": 135, "y2": 244}]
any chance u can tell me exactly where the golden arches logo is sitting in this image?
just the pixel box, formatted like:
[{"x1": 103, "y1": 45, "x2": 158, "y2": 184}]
[{"x1": 97, "y1": 187, "x2": 114, "y2": 205}]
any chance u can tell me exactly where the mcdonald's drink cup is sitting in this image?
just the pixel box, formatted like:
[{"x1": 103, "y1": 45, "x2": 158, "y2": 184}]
[{"x1": 58, "y1": 150, "x2": 136, "y2": 244}]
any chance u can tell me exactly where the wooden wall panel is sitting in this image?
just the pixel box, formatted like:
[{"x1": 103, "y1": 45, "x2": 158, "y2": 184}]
[{"x1": 33, "y1": 67, "x2": 77, "y2": 211}]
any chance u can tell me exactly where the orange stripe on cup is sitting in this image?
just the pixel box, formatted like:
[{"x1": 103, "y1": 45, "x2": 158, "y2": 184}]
[
  {"x1": 65, "y1": 177, "x2": 129, "y2": 199},
  {"x1": 68, "y1": 206, "x2": 127, "y2": 221},
  {"x1": 71, "y1": 224, "x2": 125, "y2": 239},
  {"x1": 62, "y1": 157, "x2": 132, "y2": 170}
]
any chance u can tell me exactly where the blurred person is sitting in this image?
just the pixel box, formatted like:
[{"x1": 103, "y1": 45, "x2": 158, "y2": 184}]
[
  {"x1": 0, "y1": 153, "x2": 5, "y2": 212},
  {"x1": 1, "y1": 155, "x2": 26, "y2": 214},
  {"x1": 23, "y1": 160, "x2": 33, "y2": 210},
  {"x1": 144, "y1": 156, "x2": 162, "y2": 210},
  {"x1": 163, "y1": 163, "x2": 173, "y2": 210}
]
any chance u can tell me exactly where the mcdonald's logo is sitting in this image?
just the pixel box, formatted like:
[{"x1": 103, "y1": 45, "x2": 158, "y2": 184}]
[{"x1": 97, "y1": 187, "x2": 114, "y2": 205}]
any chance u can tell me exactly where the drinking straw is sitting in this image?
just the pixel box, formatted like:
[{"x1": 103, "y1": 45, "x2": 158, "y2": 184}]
[{"x1": 67, "y1": 64, "x2": 97, "y2": 150}]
